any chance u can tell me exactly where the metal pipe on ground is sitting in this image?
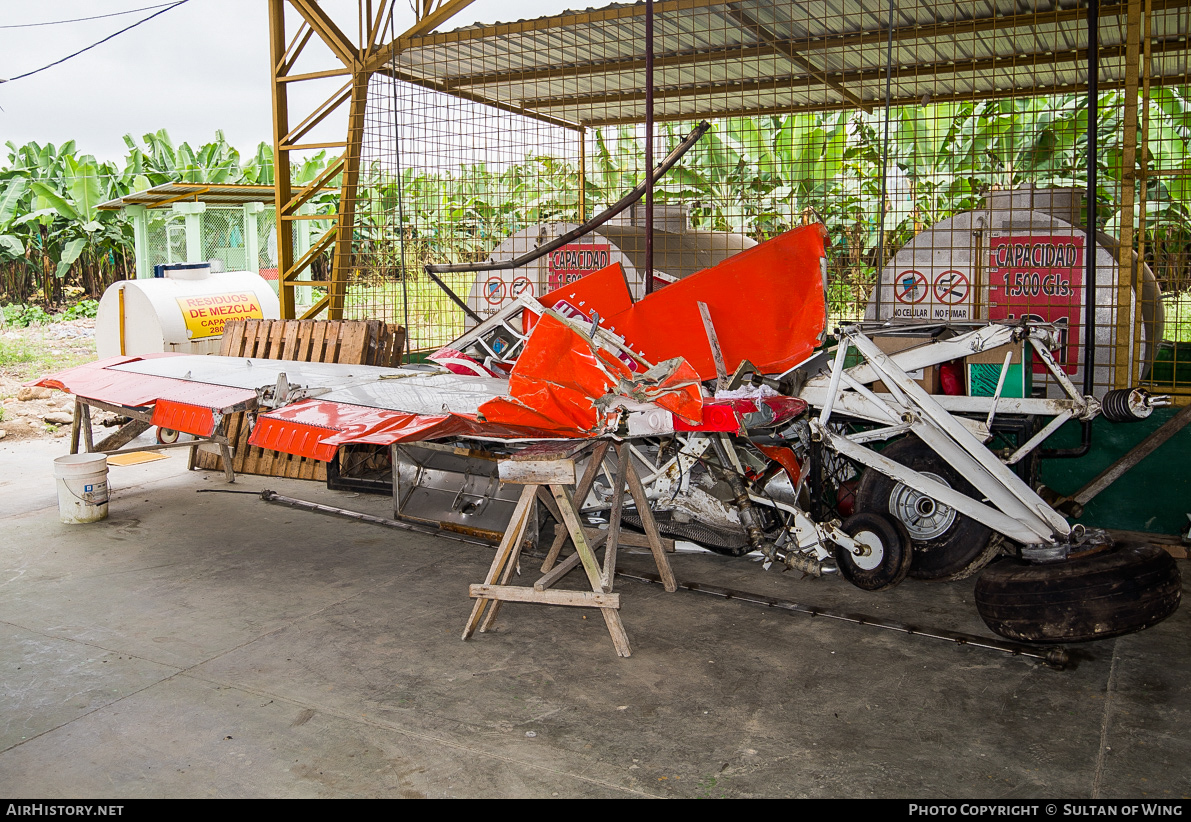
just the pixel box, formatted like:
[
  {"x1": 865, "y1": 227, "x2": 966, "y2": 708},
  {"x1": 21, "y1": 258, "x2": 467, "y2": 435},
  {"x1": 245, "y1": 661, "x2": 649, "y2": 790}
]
[
  {"x1": 258, "y1": 491, "x2": 1067, "y2": 668},
  {"x1": 259, "y1": 489, "x2": 495, "y2": 548},
  {"x1": 618, "y1": 570, "x2": 1070, "y2": 669}
]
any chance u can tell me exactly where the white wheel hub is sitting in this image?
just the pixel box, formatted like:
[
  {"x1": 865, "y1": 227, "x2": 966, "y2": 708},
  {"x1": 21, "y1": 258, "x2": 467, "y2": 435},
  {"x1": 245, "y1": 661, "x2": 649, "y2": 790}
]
[
  {"x1": 889, "y1": 471, "x2": 957, "y2": 541},
  {"x1": 849, "y1": 529, "x2": 885, "y2": 570}
]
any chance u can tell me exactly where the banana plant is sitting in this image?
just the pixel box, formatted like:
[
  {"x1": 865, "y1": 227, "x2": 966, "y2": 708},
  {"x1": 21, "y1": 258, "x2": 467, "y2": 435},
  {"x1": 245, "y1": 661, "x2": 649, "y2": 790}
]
[
  {"x1": 3, "y1": 92, "x2": 1190, "y2": 312},
  {"x1": 0, "y1": 176, "x2": 28, "y2": 261},
  {"x1": 123, "y1": 129, "x2": 242, "y2": 185}
]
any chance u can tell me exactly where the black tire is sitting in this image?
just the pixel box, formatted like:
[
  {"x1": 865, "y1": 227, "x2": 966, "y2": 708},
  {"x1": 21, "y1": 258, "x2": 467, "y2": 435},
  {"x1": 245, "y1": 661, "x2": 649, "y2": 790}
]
[
  {"x1": 835, "y1": 511, "x2": 913, "y2": 592},
  {"x1": 974, "y1": 541, "x2": 1181, "y2": 643},
  {"x1": 854, "y1": 436, "x2": 998, "y2": 581}
]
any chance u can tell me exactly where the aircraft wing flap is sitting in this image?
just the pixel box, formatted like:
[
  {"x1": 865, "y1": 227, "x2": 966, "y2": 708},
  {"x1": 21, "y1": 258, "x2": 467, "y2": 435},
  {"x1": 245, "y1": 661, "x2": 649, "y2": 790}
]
[
  {"x1": 250, "y1": 400, "x2": 581, "y2": 461},
  {"x1": 37, "y1": 357, "x2": 259, "y2": 414}
]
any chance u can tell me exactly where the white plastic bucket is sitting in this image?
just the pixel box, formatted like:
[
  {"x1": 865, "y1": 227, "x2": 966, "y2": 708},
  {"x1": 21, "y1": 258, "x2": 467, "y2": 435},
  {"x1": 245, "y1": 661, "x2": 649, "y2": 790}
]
[{"x1": 53, "y1": 453, "x2": 110, "y2": 524}]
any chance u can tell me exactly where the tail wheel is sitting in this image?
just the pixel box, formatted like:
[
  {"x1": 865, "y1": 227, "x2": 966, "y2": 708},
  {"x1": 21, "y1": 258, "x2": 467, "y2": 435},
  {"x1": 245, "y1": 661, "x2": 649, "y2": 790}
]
[
  {"x1": 156, "y1": 427, "x2": 180, "y2": 445},
  {"x1": 854, "y1": 436, "x2": 1001, "y2": 581},
  {"x1": 975, "y1": 541, "x2": 1181, "y2": 643},
  {"x1": 834, "y1": 511, "x2": 913, "y2": 592}
]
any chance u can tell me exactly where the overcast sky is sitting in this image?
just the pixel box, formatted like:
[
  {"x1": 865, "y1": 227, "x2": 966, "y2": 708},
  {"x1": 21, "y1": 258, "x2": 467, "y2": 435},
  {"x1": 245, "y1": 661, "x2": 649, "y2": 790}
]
[{"x1": 0, "y1": 0, "x2": 586, "y2": 166}]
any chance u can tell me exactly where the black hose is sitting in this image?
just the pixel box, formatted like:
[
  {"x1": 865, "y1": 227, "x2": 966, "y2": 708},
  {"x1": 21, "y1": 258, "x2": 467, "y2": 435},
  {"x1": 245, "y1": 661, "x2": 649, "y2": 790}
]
[
  {"x1": 1044, "y1": 2, "x2": 1099, "y2": 460},
  {"x1": 1083, "y1": 0, "x2": 1099, "y2": 404},
  {"x1": 424, "y1": 121, "x2": 710, "y2": 278}
]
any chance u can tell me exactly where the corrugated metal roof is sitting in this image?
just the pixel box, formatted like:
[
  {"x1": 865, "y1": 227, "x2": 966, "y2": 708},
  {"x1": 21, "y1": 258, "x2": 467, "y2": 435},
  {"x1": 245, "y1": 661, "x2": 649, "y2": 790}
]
[
  {"x1": 380, "y1": 0, "x2": 1191, "y2": 127},
  {"x1": 98, "y1": 183, "x2": 338, "y2": 211}
]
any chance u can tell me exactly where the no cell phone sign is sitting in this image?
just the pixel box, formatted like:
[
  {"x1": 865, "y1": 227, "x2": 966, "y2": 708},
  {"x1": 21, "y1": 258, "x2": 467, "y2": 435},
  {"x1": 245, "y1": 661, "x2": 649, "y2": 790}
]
[
  {"x1": 483, "y1": 277, "x2": 506, "y2": 305},
  {"x1": 894, "y1": 270, "x2": 929, "y2": 304}
]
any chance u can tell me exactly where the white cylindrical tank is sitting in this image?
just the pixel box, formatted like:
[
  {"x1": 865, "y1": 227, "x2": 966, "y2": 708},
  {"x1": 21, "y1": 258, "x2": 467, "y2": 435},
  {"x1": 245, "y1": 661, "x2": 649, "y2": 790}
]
[
  {"x1": 95, "y1": 264, "x2": 281, "y2": 359},
  {"x1": 864, "y1": 188, "x2": 1163, "y2": 399},
  {"x1": 465, "y1": 206, "x2": 757, "y2": 328}
]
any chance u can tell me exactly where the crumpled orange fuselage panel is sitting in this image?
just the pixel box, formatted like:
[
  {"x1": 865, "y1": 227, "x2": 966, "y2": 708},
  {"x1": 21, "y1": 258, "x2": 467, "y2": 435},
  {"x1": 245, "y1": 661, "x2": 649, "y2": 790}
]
[{"x1": 538, "y1": 223, "x2": 828, "y2": 382}]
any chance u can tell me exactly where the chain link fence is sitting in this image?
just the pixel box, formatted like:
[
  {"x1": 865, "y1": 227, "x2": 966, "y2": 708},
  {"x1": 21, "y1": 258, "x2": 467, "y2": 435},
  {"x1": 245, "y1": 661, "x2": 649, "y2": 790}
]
[{"x1": 330, "y1": 0, "x2": 1189, "y2": 398}]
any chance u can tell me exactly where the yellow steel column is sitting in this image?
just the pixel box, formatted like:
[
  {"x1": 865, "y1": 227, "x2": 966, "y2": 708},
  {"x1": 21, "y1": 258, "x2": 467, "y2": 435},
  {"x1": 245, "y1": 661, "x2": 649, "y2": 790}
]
[
  {"x1": 269, "y1": 0, "x2": 297, "y2": 319},
  {"x1": 578, "y1": 126, "x2": 587, "y2": 223},
  {"x1": 268, "y1": 1, "x2": 486, "y2": 321},
  {"x1": 329, "y1": 69, "x2": 369, "y2": 320}
]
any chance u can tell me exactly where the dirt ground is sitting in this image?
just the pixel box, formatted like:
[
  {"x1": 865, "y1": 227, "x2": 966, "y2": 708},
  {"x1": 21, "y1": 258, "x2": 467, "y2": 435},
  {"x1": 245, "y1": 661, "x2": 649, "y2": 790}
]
[{"x1": 0, "y1": 319, "x2": 106, "y2": 444}]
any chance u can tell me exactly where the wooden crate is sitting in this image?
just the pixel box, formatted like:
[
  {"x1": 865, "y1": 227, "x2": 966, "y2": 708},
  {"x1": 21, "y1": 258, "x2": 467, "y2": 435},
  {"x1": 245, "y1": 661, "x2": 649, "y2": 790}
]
[{"x1": 193, "y1": 319, "x2": 406, "y2": 480}]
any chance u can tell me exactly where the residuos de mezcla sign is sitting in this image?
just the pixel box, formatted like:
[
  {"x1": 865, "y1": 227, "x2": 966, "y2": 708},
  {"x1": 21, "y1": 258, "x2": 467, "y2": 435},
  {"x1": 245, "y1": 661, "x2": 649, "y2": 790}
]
[{"x1": 176, "y1": 292, "x2": 265, "y2": 339}]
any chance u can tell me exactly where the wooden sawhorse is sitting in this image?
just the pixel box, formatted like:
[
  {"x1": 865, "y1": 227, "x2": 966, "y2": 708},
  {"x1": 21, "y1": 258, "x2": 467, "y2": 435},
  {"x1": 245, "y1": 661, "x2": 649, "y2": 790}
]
[{"x1": 462, "y1": 440, "x2": 678, "y2": 657}]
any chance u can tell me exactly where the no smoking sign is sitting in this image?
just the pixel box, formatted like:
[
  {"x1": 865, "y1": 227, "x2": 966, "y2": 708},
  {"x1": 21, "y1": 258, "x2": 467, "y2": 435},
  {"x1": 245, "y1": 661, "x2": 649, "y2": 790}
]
[
  {"x1": 891, "y1": 268, "x2": 974, "y2": 320},
  {"x1": 933, "y1": 270, "x2": 969, "y2": 305}
]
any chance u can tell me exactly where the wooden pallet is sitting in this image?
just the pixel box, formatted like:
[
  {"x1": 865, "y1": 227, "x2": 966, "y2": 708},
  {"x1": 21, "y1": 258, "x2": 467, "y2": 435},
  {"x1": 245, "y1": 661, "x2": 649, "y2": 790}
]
[{"x1": 192, "y1": 318, "x2": 405, "y2": 480}]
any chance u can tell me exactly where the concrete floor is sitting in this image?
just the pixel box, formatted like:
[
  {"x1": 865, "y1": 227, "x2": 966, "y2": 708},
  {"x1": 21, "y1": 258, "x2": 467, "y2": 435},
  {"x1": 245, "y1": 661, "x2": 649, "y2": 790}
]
[{"x1": 1, "y1": 438, "x2": 1189, "y2": 799}]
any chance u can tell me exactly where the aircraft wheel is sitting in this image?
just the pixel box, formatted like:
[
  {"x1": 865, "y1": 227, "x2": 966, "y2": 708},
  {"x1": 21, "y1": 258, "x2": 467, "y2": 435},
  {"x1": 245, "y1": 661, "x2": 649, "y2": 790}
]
[
  {"x1": 834, "y1": 511, "x2": 913, "y2": 592},
  {"x1": 974, "y1": 541, "x2": 1181, "y2": 643},
  {"x1": 855, "y1": 436, "x2": 1000, "y2": 581}
]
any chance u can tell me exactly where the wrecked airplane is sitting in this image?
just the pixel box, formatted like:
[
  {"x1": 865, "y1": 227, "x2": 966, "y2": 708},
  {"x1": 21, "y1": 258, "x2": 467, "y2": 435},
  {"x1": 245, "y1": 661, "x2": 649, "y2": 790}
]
[{"x1": 37, "y1": 223, "x2": 1181, "y2": 646}]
